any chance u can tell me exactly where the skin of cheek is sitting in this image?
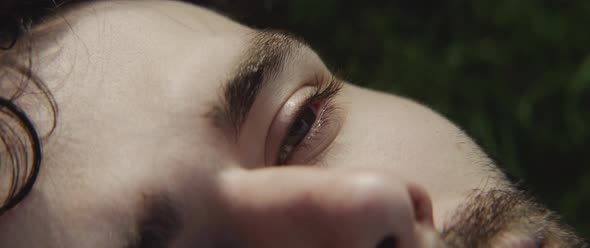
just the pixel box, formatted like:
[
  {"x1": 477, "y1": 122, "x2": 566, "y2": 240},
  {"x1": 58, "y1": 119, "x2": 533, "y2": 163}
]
[
  {"x1": 327, "y1": 83, "x2": 508, "y2": 230},
  {"x1": 0, "y1": 157, "x2": 147, "y2": 247},
  {"x1": 0, "y1": 119, "x2": 234, "y2": 248}
]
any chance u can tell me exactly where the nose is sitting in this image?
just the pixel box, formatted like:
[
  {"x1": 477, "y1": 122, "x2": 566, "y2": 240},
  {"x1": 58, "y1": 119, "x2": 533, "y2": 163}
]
[{"x1": 217, "y1": 167, "x2": 443, "y2": 248}]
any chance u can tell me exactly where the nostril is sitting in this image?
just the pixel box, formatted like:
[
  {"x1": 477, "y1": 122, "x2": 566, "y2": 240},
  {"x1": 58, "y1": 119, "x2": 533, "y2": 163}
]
[{"x1": 376, "y1": 235, "x2": 398, "y2": 248}]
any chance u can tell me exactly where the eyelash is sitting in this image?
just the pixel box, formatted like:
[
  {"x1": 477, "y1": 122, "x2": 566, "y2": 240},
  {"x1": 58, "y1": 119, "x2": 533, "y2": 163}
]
[{"x1": 276, "y1": 76, "x2": 343, "y2": 164}]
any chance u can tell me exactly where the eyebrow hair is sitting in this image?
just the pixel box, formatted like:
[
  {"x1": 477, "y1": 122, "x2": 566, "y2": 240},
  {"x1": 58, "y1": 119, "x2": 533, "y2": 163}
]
[
  {"x1": 208, "y1": 30, "x2": 306, "y2": 139},
  {"x1": 126, "y1": 193, "x2": 182, "y2": 248}
]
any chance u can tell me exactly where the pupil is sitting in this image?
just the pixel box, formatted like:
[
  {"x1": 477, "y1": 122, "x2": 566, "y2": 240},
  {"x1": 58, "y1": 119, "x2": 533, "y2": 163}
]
[{"x1": 287, "y1": 106, "x2": 317, "y2": 146}]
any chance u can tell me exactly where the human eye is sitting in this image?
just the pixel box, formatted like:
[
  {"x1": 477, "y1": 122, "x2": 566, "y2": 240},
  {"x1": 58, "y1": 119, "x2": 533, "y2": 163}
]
[{"x1": 265, "y1": 75, "x2": 343, "y2": 165}]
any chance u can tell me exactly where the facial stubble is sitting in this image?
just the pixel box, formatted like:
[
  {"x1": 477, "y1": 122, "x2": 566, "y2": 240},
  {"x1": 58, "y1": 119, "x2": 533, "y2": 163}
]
[{"x1": 441, "y1": 189, "x2": 585, "y2": 247}]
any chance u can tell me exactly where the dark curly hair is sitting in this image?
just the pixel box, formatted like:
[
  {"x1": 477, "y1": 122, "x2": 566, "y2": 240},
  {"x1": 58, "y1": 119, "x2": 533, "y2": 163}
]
[{"x1": 0, "y1": 0, "x2": 70, "y2": 216}]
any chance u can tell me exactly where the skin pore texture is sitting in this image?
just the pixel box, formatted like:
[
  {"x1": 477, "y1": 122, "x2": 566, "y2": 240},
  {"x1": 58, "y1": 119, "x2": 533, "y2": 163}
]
[{"x1": 0, "y1": 1, "x2": 584, "y2": 247}]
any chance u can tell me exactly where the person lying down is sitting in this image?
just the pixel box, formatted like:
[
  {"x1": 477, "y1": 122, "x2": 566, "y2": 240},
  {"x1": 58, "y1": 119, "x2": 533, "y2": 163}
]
[{"x1": 0, "y1": 1, "x2": 586, "y2": 247}]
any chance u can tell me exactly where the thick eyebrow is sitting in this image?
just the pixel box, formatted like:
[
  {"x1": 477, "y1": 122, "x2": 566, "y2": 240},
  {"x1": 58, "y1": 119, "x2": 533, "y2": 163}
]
[
  {"x1": 208, "y1": 30, "x2": 306, "y2": 139},
  {"x1": 126, "y1": 193, "x2": 181, "y2": 248}
]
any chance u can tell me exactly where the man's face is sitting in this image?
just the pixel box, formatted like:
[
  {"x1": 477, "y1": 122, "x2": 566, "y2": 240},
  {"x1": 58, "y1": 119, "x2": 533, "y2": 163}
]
[{"x1": 0, "y1": 1, "x2": 582, "y2": 247}]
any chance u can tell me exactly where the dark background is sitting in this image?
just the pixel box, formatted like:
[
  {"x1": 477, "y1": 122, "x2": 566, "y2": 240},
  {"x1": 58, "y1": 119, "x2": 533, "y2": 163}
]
[{"x1": 196, "y1": 0, "x2": 590, "y2": 238}]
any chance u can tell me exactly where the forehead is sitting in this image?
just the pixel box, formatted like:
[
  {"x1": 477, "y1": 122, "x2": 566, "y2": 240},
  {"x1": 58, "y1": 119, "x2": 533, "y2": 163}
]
[
  {"x1": 46, "y1": 0, "x2": 252, "y2": 92},
  {"x1": 26, "y1": 1, "x2": 259, "y2": 244},
  {"x1": 37, "y1": 1, "x2": 253, "y2": 132},
  {"x1": 31, "y1": 0, "x2": 280, "y2": 175},
  {"x1": 78, "y1": 1, "x2": 247, "y2": 33}
]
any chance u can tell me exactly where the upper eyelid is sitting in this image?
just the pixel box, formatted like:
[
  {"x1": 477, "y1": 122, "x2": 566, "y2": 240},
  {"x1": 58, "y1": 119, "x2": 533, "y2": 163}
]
[
  {"x1": 275, "y1": 76, "x2": 343, "y2": 164},
  {"x1": 307, "y1": 75, "x2": 343, "y2": 104},
  {"x1": 207, "y1": 30, "x2": 310, "y2": 140}
]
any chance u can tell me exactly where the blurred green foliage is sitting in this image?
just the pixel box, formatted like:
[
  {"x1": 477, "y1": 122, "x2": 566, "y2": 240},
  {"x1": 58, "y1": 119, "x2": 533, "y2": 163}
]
[{"x1": 201, "y1": 0, "x2": 590, "y2": 238}]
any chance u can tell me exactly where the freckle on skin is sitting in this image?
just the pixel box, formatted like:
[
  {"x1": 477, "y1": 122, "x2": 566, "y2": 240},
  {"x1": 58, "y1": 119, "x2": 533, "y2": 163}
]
[{"x1": 455, "y1": 142, "x2": 465, "y2": 151}]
